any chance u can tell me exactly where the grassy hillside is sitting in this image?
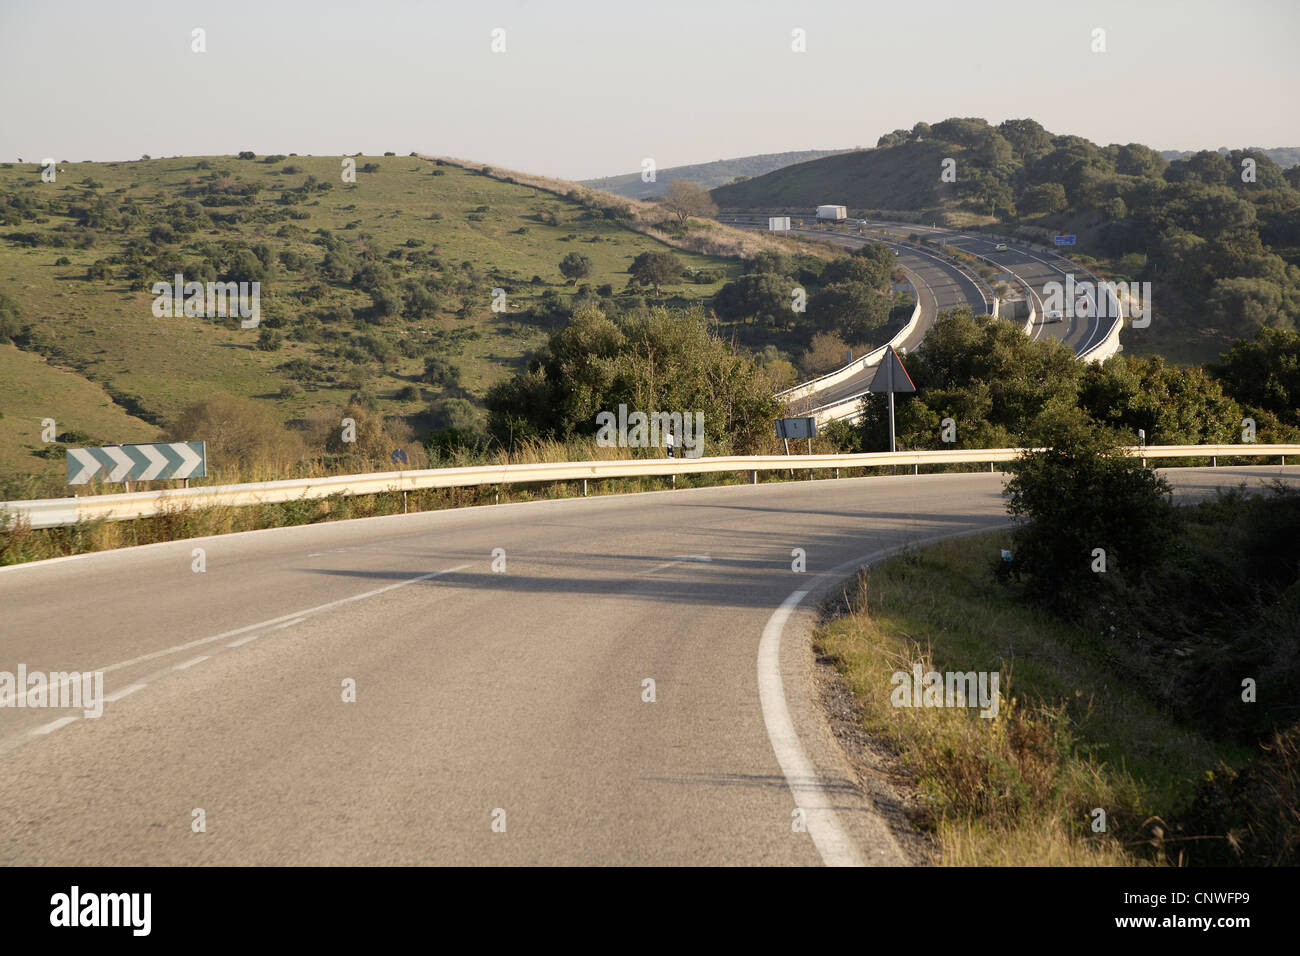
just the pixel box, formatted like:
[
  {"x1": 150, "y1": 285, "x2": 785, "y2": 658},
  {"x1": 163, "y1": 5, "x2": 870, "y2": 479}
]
[
  {"x1": 0, "y1": 154, "x2": 750, "y2": 480},
  {"x1": 711, "y1": 142, "x2": 961, "y2": 220},
  {"x1": 580, "y1": 149, "x2": 849, "y2": 200}
]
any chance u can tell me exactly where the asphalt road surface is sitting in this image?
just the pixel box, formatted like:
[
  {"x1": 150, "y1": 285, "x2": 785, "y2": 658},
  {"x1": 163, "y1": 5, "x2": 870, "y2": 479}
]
[{"x1": 1, "y1": 466, "x2": 1293, "y2": 865}]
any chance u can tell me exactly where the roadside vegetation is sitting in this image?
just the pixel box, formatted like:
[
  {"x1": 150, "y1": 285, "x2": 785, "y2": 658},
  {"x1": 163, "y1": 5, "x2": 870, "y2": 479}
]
[
  {"x1": 818, "y1": 417, "x2": 1299, "y2": 866},
  {"x1": 837, "y1": 309, "x2": 1300, "y2": 454}
]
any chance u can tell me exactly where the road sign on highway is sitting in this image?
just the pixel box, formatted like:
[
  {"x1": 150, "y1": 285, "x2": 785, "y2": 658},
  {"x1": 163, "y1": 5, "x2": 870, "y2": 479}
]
[
  {"x1": 775, "y1": 417, "x2": 817, "y2": 440},
  {"x1": 868, "y1": 346, "x2": 916, "y2": 395},
  {"x1": 868, "y1": 346, "x2": 916, "y2": 455},
  {"x1": 66, "y1": 442, "x2": 206, "y2": 485},
  {"x1": 1054, "y1": 235, "x2": 1076, "y2": 246}
]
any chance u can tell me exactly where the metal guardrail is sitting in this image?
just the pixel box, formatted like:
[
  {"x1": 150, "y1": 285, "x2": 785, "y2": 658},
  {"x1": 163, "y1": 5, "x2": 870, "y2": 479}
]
[{"x1": 3, "y1": 446, "x2": 1296, "y2": 530}]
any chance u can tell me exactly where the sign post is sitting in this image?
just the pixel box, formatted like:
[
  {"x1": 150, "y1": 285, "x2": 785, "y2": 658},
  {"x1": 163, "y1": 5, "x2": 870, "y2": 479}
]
[
  {"x1": 775, "y1": 418, "x2": 817, "y2": 476},
  {"x1": 867, "y1": 346, "x2": 917, "y2": 459}
]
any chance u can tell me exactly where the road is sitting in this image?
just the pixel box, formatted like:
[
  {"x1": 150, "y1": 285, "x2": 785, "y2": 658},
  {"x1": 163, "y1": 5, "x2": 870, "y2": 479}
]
[
  {"x1": 723, "y1": 213, "x2": 1117, "y2": 421},
  {"x1": 858, "y1": 219, "x2": 1110, "y2": 355},
  {"x1": 1, "y1": 465, "x2": 1293, "y2": 866},
  {"x1": 785, "y1": 229, "x2": 990, "y2": 412}
]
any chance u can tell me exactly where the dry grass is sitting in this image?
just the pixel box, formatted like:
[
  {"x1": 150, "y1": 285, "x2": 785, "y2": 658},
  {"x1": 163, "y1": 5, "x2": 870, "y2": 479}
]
[
  {"x1": 817, "y1": 535, "x2": 1233, "y2": 866},
  {"x1": 427, "y1": 155, "x2": 831, "y2": 262}
]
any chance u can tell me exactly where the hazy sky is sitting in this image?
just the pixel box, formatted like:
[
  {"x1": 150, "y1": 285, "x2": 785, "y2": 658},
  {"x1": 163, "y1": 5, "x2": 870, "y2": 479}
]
[{"x1": 2, "y1": 0, "x2": 1297, "y2": 179}]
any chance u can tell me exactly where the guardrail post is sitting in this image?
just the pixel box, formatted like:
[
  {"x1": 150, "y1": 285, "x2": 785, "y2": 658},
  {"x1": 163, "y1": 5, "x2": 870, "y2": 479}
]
[
  {"x1": 1212, "y1": 456, "x2": 1217, "y2": 467},
  {"x1": 1283, "y1": 456, "x2": 1287, "y2": 466},
  {"x1": 913, "y1": 464, "x2": 918, "y2": 475},
  {"x1": 751, "y1": 470, "x2": 758, "y2": 485},
  {"x1": 833, "y1": 467, "x2": 839, "y2": 479},
  {"x1": 670, "y1": 474, "x2": 676, "y2": 489},
  {"x1": 583, "y1": 479, "x2": 588, "y2": 497}
]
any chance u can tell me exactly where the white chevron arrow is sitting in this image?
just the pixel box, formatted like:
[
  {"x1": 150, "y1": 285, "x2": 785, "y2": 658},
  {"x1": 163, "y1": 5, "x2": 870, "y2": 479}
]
[
  {"x1": 172, "y1": 442, "x2": 203, "y2": 478},
  {"x1": 103, "y1": 445, "x2": 135, "y2": 483},
  {"x1": 66, "y1": 448, "x2": 100, "y2": 485},
  {"x1": 138, "y1": 443, "x2": 168, "y2": 480}
]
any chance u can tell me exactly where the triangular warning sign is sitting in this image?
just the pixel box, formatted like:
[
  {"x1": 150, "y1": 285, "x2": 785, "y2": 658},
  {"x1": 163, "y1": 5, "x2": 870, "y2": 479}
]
[{"x1": 868, "y1": 346, "x2": 916, "y2": 394}]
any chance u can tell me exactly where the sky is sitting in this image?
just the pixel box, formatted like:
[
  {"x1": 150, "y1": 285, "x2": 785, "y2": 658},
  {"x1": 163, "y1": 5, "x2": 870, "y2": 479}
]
[{"x1": 1, "y1": 0, "x2": 1297, "y2": 180}]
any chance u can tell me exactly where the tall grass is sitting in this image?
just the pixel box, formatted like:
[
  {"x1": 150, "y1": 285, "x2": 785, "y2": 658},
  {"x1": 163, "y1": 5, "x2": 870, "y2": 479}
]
[{"x1": 816, "y1": 534, "x2": 1237, "y2": 866}]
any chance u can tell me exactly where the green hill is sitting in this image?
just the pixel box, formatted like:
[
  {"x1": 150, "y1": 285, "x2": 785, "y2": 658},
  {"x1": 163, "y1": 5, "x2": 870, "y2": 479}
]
[
  {"x1": 581, "y1": 149, "x2": 849, "y2": 200},
  {"x1": 710, "y1": 142, "x2": 975, "y2": 220},
  {"x1": 0, "y1": 154, "x2": 744, "y2": 479}
]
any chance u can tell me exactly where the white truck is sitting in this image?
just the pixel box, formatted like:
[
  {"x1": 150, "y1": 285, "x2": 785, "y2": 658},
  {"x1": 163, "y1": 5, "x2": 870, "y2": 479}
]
[{"x1": 816, "y1": 204, "x2": 847, "y2": 223}]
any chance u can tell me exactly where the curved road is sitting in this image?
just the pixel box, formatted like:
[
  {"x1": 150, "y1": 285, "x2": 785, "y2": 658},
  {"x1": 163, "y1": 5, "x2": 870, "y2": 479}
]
[
  {"x1": 1, "y1": 465, "x2": 1294, "y2": 865},
  {"x1": 859, "y1": 219, "x2": 1109, "y2": 355}
]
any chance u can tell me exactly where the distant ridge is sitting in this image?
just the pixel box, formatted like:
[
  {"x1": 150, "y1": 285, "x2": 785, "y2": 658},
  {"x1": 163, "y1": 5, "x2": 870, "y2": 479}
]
[
  {"x1": 1160, "y1": 146, "x2": 1300, "y2": 169},
  {"x1": 580, "y1": 149, "x2": 851, "y2": 200}
]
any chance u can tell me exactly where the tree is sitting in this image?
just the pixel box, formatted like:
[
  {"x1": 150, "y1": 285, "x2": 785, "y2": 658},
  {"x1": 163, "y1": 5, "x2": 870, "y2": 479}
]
[
  {"x1": 1210, "y1": 326, "x2": 1300, "y2": 427},
  {"x1": 1207, "y1": 276, "x2": 1286, "y2": 336},
  {"x1": 559, "y1": 252, "x2": 593, "y2": 285},
  {"x1": 824, "y1": 254, "x2": 890, "y2": 289},
  {"x1": 1019, "y1": 182, "x2": 1068, "y2": 215},
  {"x1": 1003, "y1": 410, "x2": 1178, "y2": 610},
  {"x1": 662, "y1": 180, "x2": 717, "y2": 225},
  {"x1": 809, "y1": 282, "x2": 888, "y2": 341},
  {"x1": 712, "y1": 273, "x2": 796, "y2": 328},
  {"x1": 486, "y1": 304, "x2": 780, "y2": 454},
  {"x1": 628, "y1": 251, "x2": 682, "y2": 296}
]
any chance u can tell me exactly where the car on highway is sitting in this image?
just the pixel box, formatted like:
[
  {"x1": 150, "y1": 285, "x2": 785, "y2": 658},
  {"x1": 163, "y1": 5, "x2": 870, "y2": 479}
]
[
  {"x1": 1045, "y1": 309, "x2": 1063, "y2": 323},
  {"x1": 994, "y1": 242, "x2": 1009, "y2": 252}
]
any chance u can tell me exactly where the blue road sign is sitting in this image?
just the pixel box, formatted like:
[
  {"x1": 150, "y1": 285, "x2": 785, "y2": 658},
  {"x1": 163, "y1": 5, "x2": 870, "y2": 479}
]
[{"x1": 1054, "y1": 235, "x2": 1076, "y2": 246}]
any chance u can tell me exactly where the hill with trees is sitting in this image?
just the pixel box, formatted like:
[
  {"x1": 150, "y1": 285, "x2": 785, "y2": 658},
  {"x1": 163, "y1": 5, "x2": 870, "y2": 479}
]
[
  {"x1": 712, "y1": 119, "x2": 1300, "y2": 363},
  {"x1": 0, "y1": 153, "x2": 775, "y2": 482}
]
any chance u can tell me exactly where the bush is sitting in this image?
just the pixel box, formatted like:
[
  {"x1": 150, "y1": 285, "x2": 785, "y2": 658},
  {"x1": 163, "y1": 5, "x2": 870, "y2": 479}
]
[
  {"x1": 0, "y1": 293, "x2": 22, "y2": 343},
  {"x1": 1003, "y1": 410, "x2": 1178, "y2": 610},
  {"x1": 163, "y1": 393, "x2": 300, "y2": 475},
  {"x1": 86, "y1": 260, "x2": 113, "y2": 280},
  {"x1": 256, "y1": 328, "x2": 284, "y2": 351}
]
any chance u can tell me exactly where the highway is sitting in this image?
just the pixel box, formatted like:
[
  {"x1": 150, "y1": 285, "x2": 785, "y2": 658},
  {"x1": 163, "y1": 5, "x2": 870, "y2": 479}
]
[
  {"x1": 857, "y1": 219, "x2": 1110, "y2": 355},
  {"x1": 722, "y1": 211, "x2": 1112, "y2": 421},
  {"x1": 1, "y1": 465, "x2": 1294, "y2": 866}
]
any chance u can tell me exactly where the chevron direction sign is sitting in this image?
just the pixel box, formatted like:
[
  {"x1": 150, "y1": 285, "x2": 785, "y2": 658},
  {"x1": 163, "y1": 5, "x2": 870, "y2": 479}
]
[{"x1": 66, "y1": 442, "x2": 206, "y2": 485}]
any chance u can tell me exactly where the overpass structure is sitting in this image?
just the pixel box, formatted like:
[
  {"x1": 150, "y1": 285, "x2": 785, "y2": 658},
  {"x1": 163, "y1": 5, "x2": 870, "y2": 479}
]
[{"x1": 719, "y1": 213, "x2": 1126, "y2": 425}]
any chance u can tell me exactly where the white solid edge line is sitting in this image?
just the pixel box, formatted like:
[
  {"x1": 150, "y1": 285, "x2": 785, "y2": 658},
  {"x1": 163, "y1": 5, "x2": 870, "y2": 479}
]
[
  {"x1": 758, "y1": 522, "x2": 1015, "y2": 868},
  {"x1": 758, "y1": 587, "x2": 865, "y2": 867},
  {"x1": 173, "y1": 655, "x2": 209, "y2": 670}
]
